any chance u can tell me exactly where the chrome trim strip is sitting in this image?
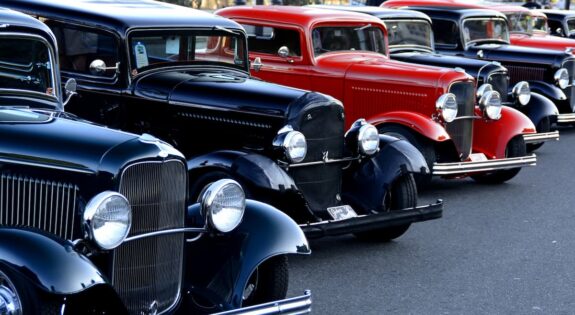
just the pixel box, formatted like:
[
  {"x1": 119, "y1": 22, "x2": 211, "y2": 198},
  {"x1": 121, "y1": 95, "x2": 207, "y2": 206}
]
[
  {"x1": 124, "y1": 227, "x2": 206, "y2": 242},
  {"x1": 280, "y1": 156, "x2": 359, "y2": 168},
  {"x1": 432, "y1": 154, "x2": 537, "y2": 175},
  {"x1": 213, "y1": 291, "x2": 312, "y2": 315},
  {"x1": 0, "y1": 157, "x2": 94, "y2": 174},
  {"x1": 557, "y1": 113, "x2": 575, "y2": 123},
  {"x1": 523, "y1": 131, "x2": 560, "y2": 143}
]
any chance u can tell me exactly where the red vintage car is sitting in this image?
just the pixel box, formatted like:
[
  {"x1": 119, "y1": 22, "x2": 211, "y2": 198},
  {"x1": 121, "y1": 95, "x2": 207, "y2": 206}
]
[{"x1": 217, "y1": 6, "x2": 538, "y2": 185}]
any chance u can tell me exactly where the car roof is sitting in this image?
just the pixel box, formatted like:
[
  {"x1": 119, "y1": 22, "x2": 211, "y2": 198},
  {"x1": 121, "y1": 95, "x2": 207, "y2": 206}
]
[
  {"x1": 0, "y1": 7, "x2": 53, "y2": 34},
  {"x1": 216, "y1": 5, "x2": 386, "y2": 29},
  {"x1": 539, "y1": 9, "x2": 575, "y2": 19},
  {"x1": 399, "y1": 6, "x2": 507, "y2": 21},
  {"x1": 308, "y1": 5, "x2": 432, "y2": 23},
  {"x1": 0, "y1": 0, "x2": 243, "y2": 34}
]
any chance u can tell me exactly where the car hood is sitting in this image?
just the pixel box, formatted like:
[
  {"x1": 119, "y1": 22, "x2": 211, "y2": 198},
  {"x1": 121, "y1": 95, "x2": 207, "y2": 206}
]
[
  {"x1": 391, "y1": 51, "x2": 505, "y2": 80},
  {"x1": 0, "y1": 108, "x2": 139, "y2": 174},
  {"x1": 132, "y1": 68, "x2": 308, "y2": 118},
  {"x1": 511, "y1": 33, "x2": 575, "y2": 54},
  {"x1": 317, "y1": 52, "x2": 472, "y2": 91},
  {"x1": 466, "y1": 44, "x2": 569, "y2": 68}
]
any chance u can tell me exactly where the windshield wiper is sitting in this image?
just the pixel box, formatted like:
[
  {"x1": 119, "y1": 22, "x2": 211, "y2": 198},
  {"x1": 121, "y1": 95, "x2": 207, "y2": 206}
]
[
  {"x1": 354, "y1": 24, "x2": 372, "y2": 31},
  {"x1": 214, "y1": 25, "x2": 237, "y2": 35}
]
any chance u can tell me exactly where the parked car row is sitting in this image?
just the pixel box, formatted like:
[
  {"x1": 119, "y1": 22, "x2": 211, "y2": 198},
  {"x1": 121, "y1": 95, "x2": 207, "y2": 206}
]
[{"x1": 0, "y1": 0, "x2": 573, "y2": 313}]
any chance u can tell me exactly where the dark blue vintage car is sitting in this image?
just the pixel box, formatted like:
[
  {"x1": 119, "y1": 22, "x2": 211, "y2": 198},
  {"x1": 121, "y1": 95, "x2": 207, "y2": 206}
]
[
  {"x1": 1, "y1": 0, "x2": 443, "y2": 243},
  {"x1": 542, "y1": 9, "x2": 575, "y2": 39},
  {"x1": 0, "y1": 7, "x2": 313, "y2": 315},
  {"x1": 311, "y1": 5, "x2": 561, "y2": 152}
]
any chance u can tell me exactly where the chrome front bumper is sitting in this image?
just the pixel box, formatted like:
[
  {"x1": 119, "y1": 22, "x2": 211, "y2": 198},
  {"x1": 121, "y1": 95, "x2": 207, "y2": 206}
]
[
  {"x1": 213, "y1": 291, "x2": 312, "y2": 315},
  {"x1": 523, "y1": 131, "x2": 560, "y2": 144},
  {"x1": 432, "y1": 154, "x2": 537, "y2": 176},
  {"x1": 557, "y1": 113, "x2": 575, "y2": 124}
]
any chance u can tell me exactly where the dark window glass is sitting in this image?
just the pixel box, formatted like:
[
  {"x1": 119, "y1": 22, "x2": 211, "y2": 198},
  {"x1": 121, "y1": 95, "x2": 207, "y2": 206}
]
[
  {"x1": 432, "y1": 19, "x2": 459, "y2": 46},
  {"x1": 242, "y1": 24, "x2": 302, "y2": 57},
  {"x1": 312, "y1": 26, "x2": 386, "y2": 56}
]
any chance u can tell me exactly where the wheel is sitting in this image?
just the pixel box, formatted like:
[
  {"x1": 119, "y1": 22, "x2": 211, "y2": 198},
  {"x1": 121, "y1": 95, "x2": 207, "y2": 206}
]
[
  {"x1": 471, "y1": 135, "x2": 526, "y2": 184},
  {"x1": 189, "y1": 171, "x2": 250, "y2": 201},
  {"x1": 526, "y1": 116, "x2": 550, "y2": 152},
  {"x1": 377, "y1": 124, "x2": 435, "y2": 188},
  {"x1": 242, "y1": 255, "x2": 289, "y2": 306},
  {"x1": 354, "y1": 174, "x2": 417, "y2": 242},
  {"x1": 0, "y1": 266, "x2": 59, "y2": 315}
]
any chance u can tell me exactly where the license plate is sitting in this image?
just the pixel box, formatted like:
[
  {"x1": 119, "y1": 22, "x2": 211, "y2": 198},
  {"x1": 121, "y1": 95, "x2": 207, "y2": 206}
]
[
  {"x1": 469, "y1": 153, "x2": 488, "y2": 162},
  {"x1": 327, "y1": 205, "x2": 357, "y2": 221}
]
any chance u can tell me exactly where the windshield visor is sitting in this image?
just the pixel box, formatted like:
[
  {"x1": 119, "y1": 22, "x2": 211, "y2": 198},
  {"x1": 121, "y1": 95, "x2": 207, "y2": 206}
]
[
  {"x1": 386, "y1": 20, "x2": 433, "y2": 51},
  {"x1": 312, "y1": 25, "x2": 386, "y2": 56},
  {"x1": 462, "y1": 18, "x2": 510, "y2": 46},
  {"x1": 128, "y1": 30, "x2": 247, "y2": 73},
  {"x1": 0, "y1": 36, "x2": 56, "y2": 97}
]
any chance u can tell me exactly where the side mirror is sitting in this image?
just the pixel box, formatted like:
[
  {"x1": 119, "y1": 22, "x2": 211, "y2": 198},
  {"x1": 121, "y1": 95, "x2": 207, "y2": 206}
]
[
  {"x1": 63, "y1": 78, "x2": 77, "y2": 107},
  {"x1": 251, "y1": 57, "x2": 263, "y2": 72},
  {"x1": 477, "y1": 50, "x2": 484, "y2": 59},
  {"x1": 278, "y1": 46, "x2": 290, "y2": 58},
  {"x1": 556, "y1": 28, "x2": 564, "y2": 36},
  {"x1": 89, "y1": 59, "x2": 120, "y2": 75}
]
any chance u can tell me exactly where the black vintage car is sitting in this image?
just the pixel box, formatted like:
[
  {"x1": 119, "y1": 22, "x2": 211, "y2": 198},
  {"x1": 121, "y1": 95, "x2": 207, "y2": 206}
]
[
  {"x1": 0, "y1": 8, "x2": 313, "y2": 315},
  {"x1": 311, "y1": 5, "x2": 560, "y2": 151},
  {"x1": 387, "y1": 5, "x2": 575, "y2": 127},
  {"x1": 541, "y1": 9, "x2": 575, "y2": 38},
  {"x1": 3, "y1": 0, "x2": 443, "y2": 241}
]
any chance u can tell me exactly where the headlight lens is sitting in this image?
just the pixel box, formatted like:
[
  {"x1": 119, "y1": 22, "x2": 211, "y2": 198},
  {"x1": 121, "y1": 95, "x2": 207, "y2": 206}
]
[
  {"x1": 512, "y1": 81, "x2": 531, "y2": 106},
  {"x1": 274, "y1": 126, "x2": 307, "y2": 163},
  {"x1": 476, "y1": 83, "x2": 493, "y2": 100},
  {"x1": 358, "y1": 123, "x2": 379, "y2": 156},
  {"x1": 554, "y1": 68, "x2": 570, "y2": 89},
  {"x1": 479, "y1": 90, "x2": 502, "y2": 120},
  {"x1": 83, "y1": 191, "x2": 132, "y2": 250},
  {"x1": 436, "y1": 93, "x2": 458, "y2": 123},
  {"x1": 201, "y1": 179, "x2": 246, "y2": 233}
]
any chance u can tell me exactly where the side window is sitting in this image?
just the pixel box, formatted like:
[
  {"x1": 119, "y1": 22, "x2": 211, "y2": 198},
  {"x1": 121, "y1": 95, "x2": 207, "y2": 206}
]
[
  {"x1": 46, "y1": 21, "x2": 119, "y2": 77},
  {"x1": 547, "y1": 20, "x2": 562, "y2": 35},
  {"x1": 241, "y1": 24, "x2": 301, "y2": 57},
  {"x1": 432, "y1": 19, "x2": 459, "y2": 48}
]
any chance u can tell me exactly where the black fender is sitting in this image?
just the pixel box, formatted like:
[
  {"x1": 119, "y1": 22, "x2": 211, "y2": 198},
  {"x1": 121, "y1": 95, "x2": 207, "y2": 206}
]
[
  {"x1": 187, "y1": 150, "x2": 296, "y2": 192},
  {"x1": 183, "y1": 200, "x2": 310, "y2": 311},
  {"x1": 342, "y1": 135, "x2": 428, "y2": 213},
  {"x1": 515, "y1": 92, "x2": 559, "y2": 127},
  {"x1": 527, "y1": 81, "x2": 567, "y2": 104},
  {"x1": 0, "y1": 228, "x2": 106, "y2": 295}
]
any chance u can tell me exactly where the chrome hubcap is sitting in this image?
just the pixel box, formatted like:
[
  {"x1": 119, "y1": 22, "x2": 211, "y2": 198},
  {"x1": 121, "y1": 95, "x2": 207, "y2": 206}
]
[{"x1": 0, "y1": 271, "x2": 21, "y2": 315}]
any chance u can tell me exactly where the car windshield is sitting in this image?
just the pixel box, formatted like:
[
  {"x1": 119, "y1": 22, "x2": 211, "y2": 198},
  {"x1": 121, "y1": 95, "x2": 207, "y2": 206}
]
[
  {"x1": 506, "y1": 13, "x2": 533, "y2": 34},
  {"x1": 0, "y1": 36, "x2": 56, "y2": 98},
  {"x1": 385, "y1": 20, "x2": 433, "y2": 52},
  {"x1": 567, "y1": 19, "x2": 575, "y2": 35},
  {"x1": 533, "y1": 16, "x2": 548, "y2": 33},
  {"x1": 312, "y1": 25, "x2": 386, "y2": 56},
  {"x1": 462, "y1": 18, "x2": 510, "y2": 46},
  {"x1": 128, "y1": 29, "x2": 247, "y2": 73}
]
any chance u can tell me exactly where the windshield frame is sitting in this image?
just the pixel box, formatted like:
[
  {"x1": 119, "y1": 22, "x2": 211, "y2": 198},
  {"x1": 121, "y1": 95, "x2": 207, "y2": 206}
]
[
  {"x1": 505, "y1": 12, "x2": 533, "y2": 35},
  {"x1": 461, "y1": 17, "x2": 511, "y2": 48},
  {"x1": 310, "y1": 22, "x2": 389, "y2": 59},
  {"x1": 125, "y1": 27, "x2": 250, "y2": 77},
  {"x1": 0, "y1": 32, "x2": 60, "y2": 106},
  {"x1": 384, "y1": 18, "x2": 435, "y2": 54}
]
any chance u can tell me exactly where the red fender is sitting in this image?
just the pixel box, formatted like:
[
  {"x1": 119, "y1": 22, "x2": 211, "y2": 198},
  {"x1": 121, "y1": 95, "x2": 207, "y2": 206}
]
[
  {"x1": 367, "y1": 111, "x2": 451, "y2": 142},
  {"x1": 473, "y1": 107, "x2": 536, "y2": 158}
]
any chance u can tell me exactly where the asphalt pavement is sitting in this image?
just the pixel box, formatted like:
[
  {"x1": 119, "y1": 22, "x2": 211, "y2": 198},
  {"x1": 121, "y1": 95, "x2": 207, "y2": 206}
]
[{"x1": 288, "y1": 126, "x2": 575, "y2": 314}]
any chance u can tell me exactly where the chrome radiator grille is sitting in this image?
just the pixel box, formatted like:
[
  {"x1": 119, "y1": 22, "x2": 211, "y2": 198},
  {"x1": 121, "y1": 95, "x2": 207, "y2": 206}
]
[
  {"x1": 114, "y1": 160, "x2": 187, "y2": 315},
  {"x1": 0, "y1": 174, "x2": 78, "y2": 240},
  {"x1": 446, "y1": 82, "x2": 474, "y2": 160},
  {"x1": 505, "y1": 64, "x2": 546, "y2": 84},
  {"x1": 562, "y1": 59, "x2": 575, "y2": 111},
  {"x1": 487, "y1": 71, "x2": 509, "y2": 102}
]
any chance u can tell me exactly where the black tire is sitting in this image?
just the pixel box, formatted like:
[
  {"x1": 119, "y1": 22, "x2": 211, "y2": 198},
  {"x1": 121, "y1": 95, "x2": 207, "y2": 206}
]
[
  {"x1": 377, "y1": 124, "x2": 435, "y2": 188},
  {"x1": 189, "y1": 170, "x2": 250, "y2": 201},
  {"x1": 354, "y1": 174, "x2": 417, "y2": 242},
  {"x1": 526, "y1": 116, "x2": 550, "y2": 152},
  {"x1": 471, "y1": 135, "x2": 526, "y2": 184},
  {"x1": 242, "y1": 255, "x2": 289, "y2": 306}
]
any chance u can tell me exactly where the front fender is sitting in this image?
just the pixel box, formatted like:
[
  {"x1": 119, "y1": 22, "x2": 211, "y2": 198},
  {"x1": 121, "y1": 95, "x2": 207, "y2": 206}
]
[
  {"x1": 527, "y1": 80, "x2": 567, "y2": 103},
  {"x1": 473, "y1": 107, "x2": 536, "y2": 158},
  {"x1": 0, "y1": 228, "x2": 106, "y2": 295},
  {"x1": 342, "y1": 135, "x2": 428, "y2": 213},
  {"x1": 188, "y1": 150, "x2": 296, "y2": 192},
  {"x1": 516, "y1": 92, "x2": 559, "y2": 127},
  {"x1": 184, "y1": 200, "x2": 310, "y2": 311},
  {"x1": 367, "y1": 111, "x2": 451, "y2": 143}
]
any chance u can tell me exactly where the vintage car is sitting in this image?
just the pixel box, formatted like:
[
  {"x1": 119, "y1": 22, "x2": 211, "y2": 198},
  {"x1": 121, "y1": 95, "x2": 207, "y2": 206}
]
[
  {"x1": 0, "y1": 7, "x2": 314, "y2": 315},
  {"x1": 3, "y1": 0, "x2": 444, "y2": 242},
  {"x1": 542, "y1": 9, "x2": 575, "y2": 39},
  {"x1": 217, "y1": 6, "x2": 538, "y2": 186},
  {"x1": 309, "y1": 5, "x2": 560, "y2": 151},
  {"x1": 383, "y1": 0, "x2": 575, "y2": 125}
]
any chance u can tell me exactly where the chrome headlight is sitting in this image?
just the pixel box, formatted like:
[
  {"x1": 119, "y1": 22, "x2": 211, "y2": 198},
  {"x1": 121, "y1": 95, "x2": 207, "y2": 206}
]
[
  {"x1": 358, "y1": 123, "x2": 379, "y2": 156},
  {"x1": 273, "y1": 125, "x2": 307, "y2": 163},
  {"x1": 476, "y1": 83, "x2": 493, "y2": 100},
  {"x1": 512, "y1": 81, "x2": 531, "y2": 106},
  {"x1": 436, "y1": 93, "x2": 458, "y2": 123},
  {"x1": 479, "y1": 90, "x2": 502, "y2": 120},
  {"x1": 554, "y1": 68, "x2": 570, "y2": 89},
  {"x1": 83, "y1": 191, "x2": 132, "y2": 250},
  {"x1": 201, "y1": 179, "x2": 245, "y2": 233}
]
